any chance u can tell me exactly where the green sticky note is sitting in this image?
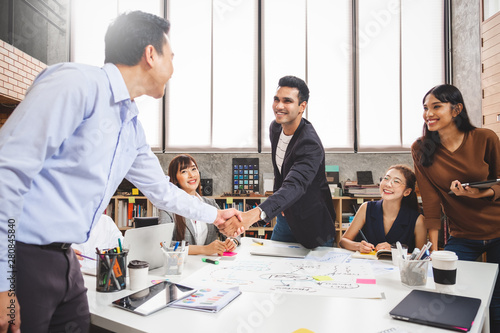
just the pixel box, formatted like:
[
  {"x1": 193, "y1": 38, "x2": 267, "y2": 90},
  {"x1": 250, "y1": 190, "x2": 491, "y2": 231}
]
[{"x1": 312, "y1": 275, "x2": 333, "y2": 281}]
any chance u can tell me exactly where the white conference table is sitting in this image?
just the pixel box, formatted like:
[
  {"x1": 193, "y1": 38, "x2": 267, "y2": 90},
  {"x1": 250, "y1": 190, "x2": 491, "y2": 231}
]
[{"x1": 85, "y1": 238, "x2": 498, "y2": 333}]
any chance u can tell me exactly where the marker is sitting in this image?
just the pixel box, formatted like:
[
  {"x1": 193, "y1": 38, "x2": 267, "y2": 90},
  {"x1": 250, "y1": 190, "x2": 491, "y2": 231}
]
[
  {"x1": 118, "y1": 238, "x2": 123, "y2": 252},
  {"x1": 252, "y1": 239, "x2": 264, "y2": 245},
  {"x1": 202, "y1": 258, "x2": 219, "y2": 265},
  {"x1": 173, "y1": 241, "x2": 179, "y2": 252}
]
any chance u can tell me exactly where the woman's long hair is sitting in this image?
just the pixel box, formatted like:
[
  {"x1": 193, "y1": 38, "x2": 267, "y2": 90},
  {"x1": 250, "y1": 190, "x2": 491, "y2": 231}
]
[
  {"x1": 415, "y1": 84, "x2": 475, "y2": 167},
  {"x1": 167, "y1": 154, "x2": 201, "y2": 241}
]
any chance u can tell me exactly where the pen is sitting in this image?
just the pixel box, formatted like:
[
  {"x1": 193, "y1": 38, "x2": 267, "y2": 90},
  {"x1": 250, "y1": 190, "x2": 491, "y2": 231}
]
[
  {"x1": 181, "y1": 240, "x2": 186, "y2": 252},
  {"x1": 118, "y1": 238, "x2": 123, "y2": 252},
  {"x1": 202, "y1": 258, "x2": 219, "y2": 265},
  {"x1": 358, "y1": 229, "x2": 375, "y2": 252},
  {"x1": 173, "y1": 241, "x2": 179, "y2": 252},
  {"x1": 396, "y1": 241, "x2": 405, "y2": 260},
  {"x1": 79, "y1": 253, "x2": 97, "y2": 261},
  {"x1": 252, "y1": 239, "x2": 264, "y2": 245}
]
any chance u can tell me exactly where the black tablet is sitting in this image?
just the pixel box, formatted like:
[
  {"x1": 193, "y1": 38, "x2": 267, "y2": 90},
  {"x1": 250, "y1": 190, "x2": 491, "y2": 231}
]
[
  {"x1": 448, "y1": 179, "x2": 500, "y2": 194},
  {"x1": 111, "y1": 281, "x2": 196, "y2": 316}
]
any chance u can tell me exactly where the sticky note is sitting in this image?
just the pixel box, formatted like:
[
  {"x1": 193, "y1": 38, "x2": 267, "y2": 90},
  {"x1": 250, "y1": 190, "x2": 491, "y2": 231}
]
[
  {"x1": 226, "y1": 197, "x2": 233, "y2": 204},
  {"x1": 312, "y1": 275, "x2": 333, "y2": 281},
  {"x1": 357, "y1": 198, "x2": 364, "y2": 204},
  {"x1": 292, "y1": 328, "x2": 315, "y2": 333},
  {"x1": 128, "y1": 197, "x2": 135, "y2": 203},
  {"x1": 258, "y1": 228, "x2": 265, "y2": 236},
  {"x1": 132, "y1": 188, "x2": 139, "y2": 195},
  {"x1": 223, "y1": 252, "x2": 237, "y2": 256},
  {"x1": 356, "y1": 278, "x2": 376, "y2": 284}
]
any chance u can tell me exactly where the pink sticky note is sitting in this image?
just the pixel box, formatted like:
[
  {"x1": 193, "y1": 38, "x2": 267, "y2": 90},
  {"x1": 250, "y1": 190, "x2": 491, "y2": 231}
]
[
  {"x1": 223, "y1": 252, "x2": 237, "y2": 257},
  {"x1": 356, "y1": 278, "x2": 376, "y2": 284}
]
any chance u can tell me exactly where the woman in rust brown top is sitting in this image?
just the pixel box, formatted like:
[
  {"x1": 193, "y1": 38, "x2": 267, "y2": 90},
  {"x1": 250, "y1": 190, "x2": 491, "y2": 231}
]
[{"x1": 411, "y1": 84, "x2": 500, "y2": 331}]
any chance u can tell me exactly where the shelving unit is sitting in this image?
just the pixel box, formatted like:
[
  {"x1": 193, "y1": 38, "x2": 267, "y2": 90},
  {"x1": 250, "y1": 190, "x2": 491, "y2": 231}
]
[
  {"x1": 210, "y1": 196, "x2": 276, "y2": 239},
  {"x1": 332, "y1": 196, "x2": 380, "y2": 241},
  {"x1": 105, "y1": 194, "x2": 379, "y2": 241},
  {"x1": 106, "y1": 196, "x2": 156, "y2": 231}
]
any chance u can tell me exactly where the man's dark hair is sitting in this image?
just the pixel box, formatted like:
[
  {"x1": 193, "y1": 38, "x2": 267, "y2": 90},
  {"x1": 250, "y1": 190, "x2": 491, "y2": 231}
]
[
  {"x1": 105, "y1": 11, "x2": 170, "y2": 66},
  {"x1": 278, "y1": 76, "x2": 310, "y2": 105}
]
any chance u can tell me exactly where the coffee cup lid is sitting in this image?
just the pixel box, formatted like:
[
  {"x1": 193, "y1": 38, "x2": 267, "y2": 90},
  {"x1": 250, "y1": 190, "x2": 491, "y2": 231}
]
[
  {"x1": 430, "y1": 250, "x2": 458, "y2": 261},
  {"x1": 128, "y1": 260, "x2": 149, "y2": 269}
]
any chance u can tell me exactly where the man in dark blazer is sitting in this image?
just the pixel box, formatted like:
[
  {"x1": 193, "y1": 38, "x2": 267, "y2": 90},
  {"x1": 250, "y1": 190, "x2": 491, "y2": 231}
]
[{"x1": 222, "y1": 76, "x2": 336, "y2": 248}]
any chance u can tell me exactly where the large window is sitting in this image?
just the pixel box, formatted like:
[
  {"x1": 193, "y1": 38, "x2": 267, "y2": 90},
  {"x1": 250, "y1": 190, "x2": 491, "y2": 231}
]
[
  {"x1": 166, "y1": 0, "x2": 258, "y2": 150},
  {"x1": 71, "y1": 0, "x2": 164, "y2": 151},
  {"x1": 166, "y1": 0, "x2": 446, "y2": 152},
  {"x1": 71, "y1": 0, "x2": 447, "y2": 153}
]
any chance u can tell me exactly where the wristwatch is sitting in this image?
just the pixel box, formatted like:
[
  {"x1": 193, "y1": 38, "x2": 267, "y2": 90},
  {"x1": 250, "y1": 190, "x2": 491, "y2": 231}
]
[{"x1": 258, "y1": 207, "x2": 267, "y2": 220}]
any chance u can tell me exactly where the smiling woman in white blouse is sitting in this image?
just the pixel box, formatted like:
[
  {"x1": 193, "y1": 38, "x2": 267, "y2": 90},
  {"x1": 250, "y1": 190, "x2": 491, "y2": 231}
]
[{"x1": 159, "y1": 154, "x2": 239, "y2": 255}]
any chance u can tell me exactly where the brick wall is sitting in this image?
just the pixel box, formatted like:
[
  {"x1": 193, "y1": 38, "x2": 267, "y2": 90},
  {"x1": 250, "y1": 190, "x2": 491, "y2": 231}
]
[{"x1": 0, "y1": 39, "x2": 47, "y2": 129}]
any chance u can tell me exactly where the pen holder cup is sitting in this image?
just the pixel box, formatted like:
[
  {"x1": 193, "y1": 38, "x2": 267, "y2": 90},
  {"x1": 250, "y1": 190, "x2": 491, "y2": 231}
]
[
  {"x1": 163, "y1": 249, "x2": 187, "y2": 275},
  {"x1": 399, "y1": 259, "x2": 428, "y2": 287},
  {"x1": 96, "y1": 249, "x2": 128, "y2": 292}
]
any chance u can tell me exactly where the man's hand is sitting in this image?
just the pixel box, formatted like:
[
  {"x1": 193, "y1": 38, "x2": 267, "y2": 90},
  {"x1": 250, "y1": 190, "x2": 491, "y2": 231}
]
[
  {"x1": 213, "y1": 208, "x2": 242, "y2": 227},
  {"x1": 218, "y1": 208, "x2": 262, "y2": 237},
  {"x1": 218, "y1": 216, "x2": 245, "y2": 237},
  {"x1": 0, "y1": 291, "x2": 20, "y2": 333}
]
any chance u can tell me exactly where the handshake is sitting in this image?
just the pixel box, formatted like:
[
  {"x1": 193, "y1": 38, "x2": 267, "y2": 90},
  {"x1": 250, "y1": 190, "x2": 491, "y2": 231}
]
[{"x1": 213, "y1": 207, "x2": 262, "y2": 237}]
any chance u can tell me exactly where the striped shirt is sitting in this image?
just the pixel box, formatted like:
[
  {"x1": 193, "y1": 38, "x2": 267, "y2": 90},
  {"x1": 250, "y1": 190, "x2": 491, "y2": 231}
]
[{"x1": 276, "y1": 130, "x2": 293, "y2": 174}]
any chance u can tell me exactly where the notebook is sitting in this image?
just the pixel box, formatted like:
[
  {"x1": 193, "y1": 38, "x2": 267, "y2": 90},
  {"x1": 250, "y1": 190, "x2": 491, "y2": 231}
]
[
  {"x1": 170, "y1": 286, "x2": 241, "y2": 313},
  {"x1": 250, "y1": 246, "x2": 310, "y2": 258},
  {"x1": 389, "y1": 290, "x2": 481, "y2": 332},
  {"x1": 123, "y1": 223, "x2": 175, "y2": 270}
]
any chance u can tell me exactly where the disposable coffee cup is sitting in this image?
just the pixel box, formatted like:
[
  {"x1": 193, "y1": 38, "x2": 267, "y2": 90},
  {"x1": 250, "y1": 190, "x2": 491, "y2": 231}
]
[
  {"x1": 128, "y1": 260, "x2": 149, "y2": 290},
  {"x1": 391, "y1": 244, "x2": 408, "y2": 267},
  {"x1": 431, "y1": 250, "x2": 458, "y2": 293}
]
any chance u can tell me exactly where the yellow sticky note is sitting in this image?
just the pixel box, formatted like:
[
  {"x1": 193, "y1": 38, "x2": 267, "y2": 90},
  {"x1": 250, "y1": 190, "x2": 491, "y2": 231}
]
[
  {"x1": 312, "y1": 275, "x2": 333, "y2": 281},
  {"x1": 226, "y1": 197, "x2": 233, "y2": 204},
  {"x1": 357, "y1": 198, "x2": 364, "y2": 204},
  {"x1": 128, "y1": 197, "x2": 135, "y2": 203},
  {"x1": 132, "y1": 188, "x2": 139, "y2": 195},
  {"x1": 293, "y1": 329, "x2": 315, "y2": 333}
]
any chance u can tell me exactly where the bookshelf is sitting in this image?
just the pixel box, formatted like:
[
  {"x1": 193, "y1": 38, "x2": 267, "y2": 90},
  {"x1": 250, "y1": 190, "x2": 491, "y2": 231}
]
[
  {"x1": 210, "y1": 196, "x2": 276, "y2": 239},
  {"x1": 105, "y1": 196, "x2": 157, "y2": 231},
  {"x1": 332, "y1": 196, "x2": 380, "y2": 241},
  {"x1": 104, "y1": 194, "x2": 379, "y2": 242}
]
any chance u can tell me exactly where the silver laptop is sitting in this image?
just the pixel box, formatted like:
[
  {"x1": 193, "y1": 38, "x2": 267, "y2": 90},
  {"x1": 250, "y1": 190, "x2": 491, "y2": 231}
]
[{"x1": 123, "y1": 224, "x2": 175, "y2": 270}]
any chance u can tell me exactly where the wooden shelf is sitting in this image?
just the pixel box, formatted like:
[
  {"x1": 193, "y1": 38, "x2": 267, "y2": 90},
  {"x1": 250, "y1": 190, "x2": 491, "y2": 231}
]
[
  {"x1": 210, "y1": 196, "x2": 276, "y2": 238},
  {"x1": 105, "y1": 195, "x2": 156, "y2": 230},
  {"x1": 332, "y1": 196, "x2": 380, "y2": 241}
]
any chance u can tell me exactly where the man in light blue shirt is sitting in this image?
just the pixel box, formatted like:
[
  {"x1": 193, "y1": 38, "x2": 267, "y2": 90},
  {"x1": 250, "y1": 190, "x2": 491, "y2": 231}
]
[{"x1": 0, "y1": 11, "x2": 240, "y2": 332}]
